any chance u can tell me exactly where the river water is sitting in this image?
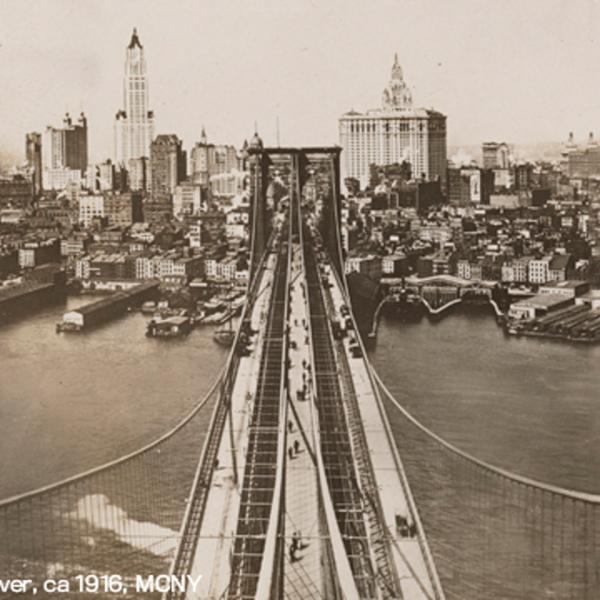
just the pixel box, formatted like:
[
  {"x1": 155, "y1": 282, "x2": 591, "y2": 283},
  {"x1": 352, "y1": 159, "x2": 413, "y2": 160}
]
[
  {"x1": 1, "y1": 299, "x2": 599, "y2": 597},
  {"x1": 1, "y1": 300, "x2": 598, "y2": 497},
  {"x1": 0, "y1": 296, "x2": 228, "y2": 500},
  {"x1": 369, "y1": 306, "x2": 600, "y2": 494}
]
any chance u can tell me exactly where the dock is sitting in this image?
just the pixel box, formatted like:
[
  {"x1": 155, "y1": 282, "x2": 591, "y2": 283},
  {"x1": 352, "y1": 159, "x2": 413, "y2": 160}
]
[
  {"x1": 508, "y1": 304, "x2": 600, "y2": 343},
  {"x1": 57, "y1": 281, "x2": 159, "y2": 332}
]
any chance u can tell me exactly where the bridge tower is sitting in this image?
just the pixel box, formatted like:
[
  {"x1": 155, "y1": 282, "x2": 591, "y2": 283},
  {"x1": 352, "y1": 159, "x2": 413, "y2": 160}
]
[{"x1": 248, "y1": 146, "x2": 344, "y2": 279}]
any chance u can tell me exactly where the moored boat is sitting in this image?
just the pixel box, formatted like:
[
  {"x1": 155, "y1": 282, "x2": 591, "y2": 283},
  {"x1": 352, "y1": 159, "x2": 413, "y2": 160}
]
[
  {"x1": 213, "y1": 328, "x2": 235, "y2": 346},
  {"x1": 146, "y1": 315, "x2": 191, "y2": 338}
]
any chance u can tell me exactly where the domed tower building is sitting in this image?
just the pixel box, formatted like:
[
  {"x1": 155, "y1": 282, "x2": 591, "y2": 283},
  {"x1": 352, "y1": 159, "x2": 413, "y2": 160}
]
[{"x1": 339, "y1": 54, "x2": 447, "y2": 190}]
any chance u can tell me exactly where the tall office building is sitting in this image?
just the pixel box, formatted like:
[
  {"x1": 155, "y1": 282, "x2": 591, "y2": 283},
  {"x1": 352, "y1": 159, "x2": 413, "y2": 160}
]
[
  {"x1": 42, "y1": 113, "x2": 88, "y2": 173},
  {"x1": 25, "y1": 132, "x2": 42, "y2": 195},
  {"x1": 41, "y1": 113, "x2": 88, "y2": 190},
  {"x1": 127, "y1": 157, "x2": 149, "y2": 192},
  {"x1": 114, "y1": 28, "x2": 155, "y2": 165},
  {"x1": 190, "y1": 128, "x2": 240, "y2": 187},
  {"x1": 150, "y1": 134, "x2": 186, "y2": 198},
  {"x1": 482, "y1": 142, "x2": 510, "y2": 169},
  {"x1": 339, "y1": 54, "x2": 447, "y2": 189}
]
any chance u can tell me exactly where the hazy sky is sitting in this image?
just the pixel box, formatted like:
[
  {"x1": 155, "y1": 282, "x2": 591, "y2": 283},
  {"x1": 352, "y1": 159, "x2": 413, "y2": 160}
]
[{"x1": 1, "y1": 0, "x2": 600, "y2": 163}]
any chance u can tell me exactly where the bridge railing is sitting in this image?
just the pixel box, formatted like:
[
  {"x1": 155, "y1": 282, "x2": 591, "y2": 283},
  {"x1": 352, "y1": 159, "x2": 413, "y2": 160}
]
[{"x1": 374, "y1": 371, "x2": 600, "y2": 600}]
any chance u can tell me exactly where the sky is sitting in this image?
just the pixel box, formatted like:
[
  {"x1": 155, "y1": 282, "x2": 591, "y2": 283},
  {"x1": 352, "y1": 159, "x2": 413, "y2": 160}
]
[{"x1": 1, "y1": 0, "x2": 600, "y2": 164}]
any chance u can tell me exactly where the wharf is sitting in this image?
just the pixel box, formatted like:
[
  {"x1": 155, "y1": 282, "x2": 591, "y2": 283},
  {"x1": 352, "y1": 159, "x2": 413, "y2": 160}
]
[
  {"x1": 0, "y1": 280, "x2": 65, "y2": 321},
  {"x1": 508, "y1": 305, "x2": 600, "y2": 344},
  {"x1": 57, "y1": 281, "x2": 159, "y2": 331}
]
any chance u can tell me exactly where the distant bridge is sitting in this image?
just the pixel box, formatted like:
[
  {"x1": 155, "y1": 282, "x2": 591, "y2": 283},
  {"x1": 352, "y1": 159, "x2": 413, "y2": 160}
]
[{"x1": 0, "y1": 147, "x2": 599, "y2": 599}]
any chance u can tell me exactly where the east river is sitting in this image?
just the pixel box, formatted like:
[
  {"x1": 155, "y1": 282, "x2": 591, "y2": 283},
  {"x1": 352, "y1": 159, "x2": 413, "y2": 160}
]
[
  {"x1": 1, "y1": 299, "x2": 599, "y2": 597},
  {"x1": 1, "y1": 301, "x2": 599, "y2": 499},
  {"x1": 0, "y1": 296, "x2": 228, "y2": 500}
]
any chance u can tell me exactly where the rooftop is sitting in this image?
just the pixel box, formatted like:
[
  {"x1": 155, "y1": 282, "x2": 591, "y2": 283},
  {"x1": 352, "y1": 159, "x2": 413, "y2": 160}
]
[
  {"x1": 128, "y1": 28, "x2": 142, "y2": 50},
  {"x1": 541, "y1": 279, "x2": 587, "y2": 289},
  {"x1": 513, "y1": 293, "x2": 573, "y2": 309}
]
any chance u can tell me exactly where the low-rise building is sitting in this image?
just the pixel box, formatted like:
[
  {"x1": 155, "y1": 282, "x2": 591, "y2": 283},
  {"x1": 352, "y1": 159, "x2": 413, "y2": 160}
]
[
  {"x1": 173, "y1": 183, "x2": 203, "y2": 218},
  {"x1": 548, "y1": 254, "x2": 574, "y2": 282},
  {"x1": 509, "y1": 294, "x2": 574, "y2": 320},
  {"x1": 79, "y1": 195, "x2": 105, "y2": 227},
  {"x1": 528, "y1": 258, "x2": 550, "y2": 285},
  {"x1": 345, "y1": 255, "x2": 382, "y2": 281},
  {"x1": 60, "y1": 237, "x2": 89, "y2": 257},
  {"x1": 104, "y1": 193, "x2": 143, "y2": 227},
  {"x1": 538, "y1": 280, "x2": 589, "y2": 298},
  {"x1": 382, "y1": 254, "x2": 409, "y2": 276},
  {"x1": 18, "y1": 239, "x2": 60, "y2": 269},
  {"x1": 457, "y1": 259, "x2": 471, "y2": 280}
]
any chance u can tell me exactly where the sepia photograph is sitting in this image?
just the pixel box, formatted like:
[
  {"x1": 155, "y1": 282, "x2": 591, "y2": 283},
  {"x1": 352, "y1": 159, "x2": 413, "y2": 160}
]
[{"x1": 1, "y1": 0, "x2": 599, "y2": 598}]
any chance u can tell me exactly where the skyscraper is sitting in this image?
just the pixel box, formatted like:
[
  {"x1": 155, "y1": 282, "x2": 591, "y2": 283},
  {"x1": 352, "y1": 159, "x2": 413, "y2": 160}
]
[
  {"x1": 150, "y1": 134, "x2": 186, "y2": 198},
  {"x1": 482, "y1": 142, "x2": 510, "y2": 169},
  {"x1": 25, "y1": 132, "x2": 42, "y2": 196},
  {"x1": 190, "y1": 128, "x2": 240, "y2": 187},
  {"x1": 339, "y1": 54, "x2": 447, "y2": 189},
  {"x1": 41, "y1": 113, "x2": 88, "y2": 190},
  {"x1": 42, "y1": 113, "x2": 88, "y2": 173},
  {"x1": 114, "y1": 28, "x2": 155, "y2": 166}
]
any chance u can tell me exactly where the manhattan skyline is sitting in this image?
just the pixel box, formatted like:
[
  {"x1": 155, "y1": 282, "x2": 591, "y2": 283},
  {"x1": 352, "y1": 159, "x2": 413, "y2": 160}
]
[{"x1": 1, "y1": 0, "x2": 600, "y2": 164}]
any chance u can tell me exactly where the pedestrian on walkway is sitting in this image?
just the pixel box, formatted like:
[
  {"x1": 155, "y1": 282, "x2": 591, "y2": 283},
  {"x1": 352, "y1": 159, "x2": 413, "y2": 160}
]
[
  {"x1": 288, "y1": 420, "x2": 294, "y2": 433},
  {"x1": 292, "y1": 530, "x2": 303, "y2": 551},
  {"x1": 293, "y1": 439, "x2": 300, "y2": 455},
  {"x1": 289, "y1": 543, "x2": 296, "y2": 562},
  {"x1": 288, "y1": 446, "x2": 294, "y2": 460}
]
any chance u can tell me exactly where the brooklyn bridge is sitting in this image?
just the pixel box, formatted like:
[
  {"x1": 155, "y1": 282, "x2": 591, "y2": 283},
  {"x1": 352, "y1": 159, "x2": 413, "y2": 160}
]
[{"x1": 1, "y1": 146, "x2": 599, "y2": 599}]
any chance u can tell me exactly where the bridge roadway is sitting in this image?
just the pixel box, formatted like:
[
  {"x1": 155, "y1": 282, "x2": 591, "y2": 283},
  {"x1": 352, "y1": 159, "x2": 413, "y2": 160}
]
[{"x1": 168, "y1": 210, "x2": 442, "y2": 599}]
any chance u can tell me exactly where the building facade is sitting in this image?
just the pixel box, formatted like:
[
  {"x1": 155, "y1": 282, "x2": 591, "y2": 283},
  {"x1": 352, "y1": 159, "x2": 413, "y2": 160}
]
[
  {"x1": 150, "y1": 134, "x2": 186, "y2": 198},
  {"x1": 114, "y1": 29, "x2": 155, "y2": 165},
  {"x1": 42, "y1": 113, "x2": 88, "y2": 189},
  {"x1": 79, "y1": 195, "x2": 105, "y2": 227},
  {"x1": 190, "y1": 129, "x2": 240, "y2": 186},
  {"x1": 173, "y1": 183, "x2": 203, "y2": 218},
  {"x1": 42, "y1": 113, "x2": 88, "y2": 174},
  {"x1": 339, "y1": 54, "x2": 447, "y2": 189},
  {"x1": 482, "y1": 142, "x2": 510, "y2": 169},
  {"x1": 25, "y1": 132, "x2": 43, "y2": 196}
]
